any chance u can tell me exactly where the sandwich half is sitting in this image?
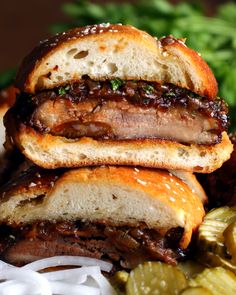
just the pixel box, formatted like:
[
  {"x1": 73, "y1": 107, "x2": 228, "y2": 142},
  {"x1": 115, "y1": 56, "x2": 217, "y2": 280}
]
[
  {"x1": 5, "y1": 24, "x2": 233, "y2": 172},
  {"x1": 0, "y1": 166, "x2": 204, "y2": 269}
]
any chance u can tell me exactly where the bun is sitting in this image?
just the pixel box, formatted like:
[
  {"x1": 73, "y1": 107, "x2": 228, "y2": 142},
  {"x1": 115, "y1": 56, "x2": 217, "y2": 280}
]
[
  {"x1": 15, "y1": 24, "x2": 217, "y2": 98},
  {"x1": 168, "y1": 170, "x2": 207, "y2": 204},
  {"x1": 0, "y1": 166, "x2": 205, "y2": 248},
  {"x1": 6, "y1": 113, "x2": 233, "y2": 173}
]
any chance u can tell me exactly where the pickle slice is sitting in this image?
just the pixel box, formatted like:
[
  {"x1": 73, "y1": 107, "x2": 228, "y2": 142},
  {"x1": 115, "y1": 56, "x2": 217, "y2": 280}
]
[
  {"x1": 126, "y1": 261, "x2": 187, "y2": 295},
  {"x1": 177, "y1": 260, "x2": 205, "y2": 279},
  {"x1": 199, "y1": 251, "x2": 236, "y2": 274},
  {"x1": 180, "y1": 287, "x2": 213, "y2": 295},
  {"x1": 189, "y1": 267, "x2": 236, "y2": 295},
  {"x1": 110, "y1": 271, "x2": 129, "y2": 295},
  {"x1": 223, "y1": 221, "x2": 236, "y2": 263},
  {"x1": 197, "y1": 206, "x2": 236, "y2": 256},
  {"x1": 205, "y1": 206, "x2": 236, "y2": 222}
]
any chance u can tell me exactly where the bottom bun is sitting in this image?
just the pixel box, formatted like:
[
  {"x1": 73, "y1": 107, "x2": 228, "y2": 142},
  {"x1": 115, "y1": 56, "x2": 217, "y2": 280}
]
[{"x1": 6, "y1": 110, "x2": 233, "y2": 173}]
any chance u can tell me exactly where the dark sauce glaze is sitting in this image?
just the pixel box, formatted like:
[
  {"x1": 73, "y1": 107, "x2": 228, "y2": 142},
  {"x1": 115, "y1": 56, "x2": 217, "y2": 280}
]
[{"x1": 13, "y1": 77, "x2": 229, "y2": 132}]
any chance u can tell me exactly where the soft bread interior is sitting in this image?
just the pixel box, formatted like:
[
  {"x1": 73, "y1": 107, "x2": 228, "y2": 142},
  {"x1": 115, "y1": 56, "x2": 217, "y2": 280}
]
[
  {"x1": 0, "y1": 167, "x2": 205, "y2": 248},
  {"x1": 17, "y1": 24, "x2": 217, "y2": 98}
]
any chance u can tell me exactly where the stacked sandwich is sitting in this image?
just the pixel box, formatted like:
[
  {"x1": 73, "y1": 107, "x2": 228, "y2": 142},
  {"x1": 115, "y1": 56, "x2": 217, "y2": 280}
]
[{"x1": 0, "y1": 24, "x2": 233, "y2": 269}]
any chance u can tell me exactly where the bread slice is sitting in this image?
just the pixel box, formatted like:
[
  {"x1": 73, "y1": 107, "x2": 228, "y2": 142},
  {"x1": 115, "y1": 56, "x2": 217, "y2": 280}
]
[
  {"x1": 168, "y1": 170, "x2": 207, "y2": 204},
  {"x1": 0, "y1": 166, "x2": 205, "y2": 248},
  {"x1": 16, "y1": 24, "x2": 217, "y2": 98},
  {"x1": 7, "y1": 112, "x2": 233, "y2": 173}
]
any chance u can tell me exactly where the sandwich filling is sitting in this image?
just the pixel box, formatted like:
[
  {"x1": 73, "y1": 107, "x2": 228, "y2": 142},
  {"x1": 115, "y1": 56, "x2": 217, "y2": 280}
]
[
  {"x1": 13, "y1": 77, "x2": 228, "y2": 145},
  {"x1": 0, "y1": 221, "x2": 185, "y2": 270}
]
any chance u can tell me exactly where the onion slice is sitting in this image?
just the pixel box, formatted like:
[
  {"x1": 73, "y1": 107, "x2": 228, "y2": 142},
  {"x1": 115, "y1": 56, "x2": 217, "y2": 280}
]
[
  {"x1": 43, "y1": 266, "x2": 100, "y2": 281},
  {"x1": 0, "y1": 256, "x2": 116, "y2": 295},
  {"x1": 91, "y1": 273, "x2": 117, "y2": 295},
  {"x1": 23, "y1": 256, "x2": 112, "y2": 272},
  {"x1": 50, "y1": 281, "x2": 100, "y2": 295},
  {"x1": 0, "y1": 260, "x2": 15, "y2": 271},
  {"x1": 0, "y1": 268, "x2": 52, "y2": 295},
  {"x1": 0, "y1": 281, "x2": 37, "y2": 295}
]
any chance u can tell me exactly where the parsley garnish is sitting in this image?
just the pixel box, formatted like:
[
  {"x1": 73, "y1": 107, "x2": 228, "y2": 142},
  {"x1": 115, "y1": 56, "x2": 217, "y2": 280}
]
[
  {"x1": 143, "y1": 85, "x2": 154, "y2": 94},
  {"x1": 110, "y1": 79, "x2": 123, "y2": 91},
  {"x1": 58, "y1": 84, "x2": 71, "y2": 95},
  {"x1": 165, "y1": 91, "x2": 175, "y2": 97}
]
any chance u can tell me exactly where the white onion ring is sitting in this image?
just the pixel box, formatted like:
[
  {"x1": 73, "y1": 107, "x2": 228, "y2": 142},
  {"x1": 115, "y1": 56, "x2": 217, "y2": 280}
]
[
  {"x1": 0, "y1": 281, "x2": 36, "y2": 295},
  {"x1": 91, "y1": 273, "x2": 117, "y2": 295},
  {"x1": 43, "y1": 266, "x2": 100, "y2": 281},
  {"x1": 23, "y1": 256, "x2": 112, "y2": 272},
  {"x1": 0, "y1": 256, "x2": 116, "y2": 295},
  {"x1": 0, "y1": 268, "x2": 51, "y2": 295},
  {"x1": 0, "y1": 260, "x2": 14, "y2": 271},
  {"x1": 50, "y1": 281, "x2": 100, "y2": 295}
]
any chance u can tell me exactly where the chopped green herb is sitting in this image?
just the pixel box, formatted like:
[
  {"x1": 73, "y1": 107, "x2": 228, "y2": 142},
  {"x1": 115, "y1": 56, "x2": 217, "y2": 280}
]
[
  {"x1": 165, "y1": 91, "x2": 175, "y2": 97},
  {"x1": 110, "y1": 79, "x2": 123, "y2": 91},
  {"x1": 143, "y1": 85, "x2": 154, "y2": 94},
  {"x1": 58, "y1": 85, "x2": 71, "y2": 95}
]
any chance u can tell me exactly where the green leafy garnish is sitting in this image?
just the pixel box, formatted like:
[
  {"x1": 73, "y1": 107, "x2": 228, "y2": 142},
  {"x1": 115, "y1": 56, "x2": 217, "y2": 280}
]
[
  {"x1": 143, "y1": 85, "x2": 154, "y2": 94},
  {"x1": 165, "y1": 91, "x2": 175, "y2": 97},
  {"x1": 0, "y1": 69, "x2": 16, "y2": 90},
  {"x1": 110, "y1": 79, "x2": 123, "y2": 91},
  {"x1": 58, "y1": 84, "x2": 71, "y2": 95}
]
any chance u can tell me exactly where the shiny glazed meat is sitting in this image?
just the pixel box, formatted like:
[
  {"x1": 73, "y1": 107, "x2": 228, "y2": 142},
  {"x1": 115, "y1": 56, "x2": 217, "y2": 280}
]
[
  {"x1": 14, "y1": 78, "x2": 228, "y2": 145},
  {"x1": 0, "y1": 221, "x2": 185, "y2": 270}
]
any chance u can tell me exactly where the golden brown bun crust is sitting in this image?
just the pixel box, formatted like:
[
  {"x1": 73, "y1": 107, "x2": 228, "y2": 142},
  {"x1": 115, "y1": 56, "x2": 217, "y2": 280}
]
[
  {"x1": 168, "y1": 170, "x2": 208, "y2": 204},
  {"x1": 160, "y1": 37, "x2": 217, "y2": 98},
  {"x1": 5, "y1": 111, "x2": 233, "y2": 173},
  {"x1": 0, "y1": 166, "x2": 205, "y2": 248},
  {"x1": 15, "y1": 24, "x2": 217, "y2": 98}
]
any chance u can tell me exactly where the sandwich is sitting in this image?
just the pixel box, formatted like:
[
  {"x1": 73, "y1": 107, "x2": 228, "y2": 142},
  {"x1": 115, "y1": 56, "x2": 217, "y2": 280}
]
[
  {"x1": 5, "y1": 24, "x2": 233, "y2": 172},
  {"x1": 0, "y1": 166, "x2": 204, "y2": 269}
]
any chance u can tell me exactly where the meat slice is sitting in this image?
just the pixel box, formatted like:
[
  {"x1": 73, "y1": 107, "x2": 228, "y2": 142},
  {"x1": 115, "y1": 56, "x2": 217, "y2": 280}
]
[
  {"x1": 0, "y1": 222, "x2": 184, "y2": 269},
  {"x1": 14, "y1": 79, "x2": 228, "y2": 145},
  {"x1": 31, "y1": 97, "x2": 219, "y2": 145}
]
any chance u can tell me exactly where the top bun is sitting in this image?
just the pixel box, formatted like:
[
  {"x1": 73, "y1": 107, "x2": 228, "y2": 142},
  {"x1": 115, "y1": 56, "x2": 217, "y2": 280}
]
[{"x1": 15, "y1": 24, "x2": 217, "y2": 98}]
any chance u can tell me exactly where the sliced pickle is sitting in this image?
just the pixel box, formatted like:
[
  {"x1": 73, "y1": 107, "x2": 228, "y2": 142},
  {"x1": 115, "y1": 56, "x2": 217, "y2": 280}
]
[
  {"x1": 199, "y1": 251, "x2": 236, "y2": 274},
  {"x1": 223, "y1": 221, "x2": 236, "y2": 263},
  {"x1": 110, "y1": 271, "x2": 129, "y2": 295},
  {"x1": 189, "y1": 267, "x2": 236, "y2": 295},
  {"x1": 177, "y1": 260, "x2": 205, "y2": 279},
  {"x1": 198, "y1": 206, "x2": 236, "y2": 256},
  {"x1": 126, "y1": 261, "x2": 187, "y2": 295},
  {"x1": 180, "y1": 287, "x2": 213, "y2": 295},
  {"x1": 205, "y1": 206, "x2": 236, "y2": 222}
]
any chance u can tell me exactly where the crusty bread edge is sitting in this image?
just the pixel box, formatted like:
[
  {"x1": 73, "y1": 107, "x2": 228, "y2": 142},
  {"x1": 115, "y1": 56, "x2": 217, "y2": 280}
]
[{"x1": 169, "y1": 170, "x2": 208, "y2": 204}]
